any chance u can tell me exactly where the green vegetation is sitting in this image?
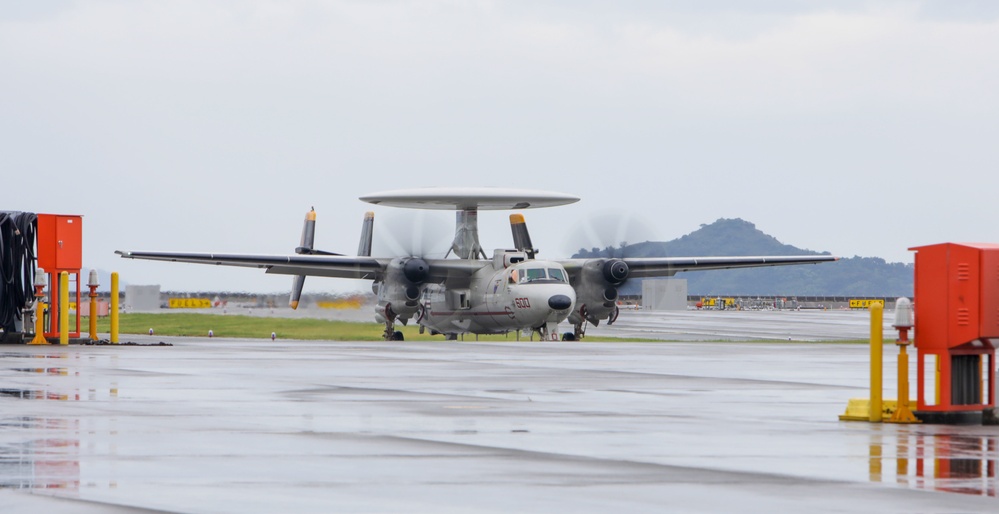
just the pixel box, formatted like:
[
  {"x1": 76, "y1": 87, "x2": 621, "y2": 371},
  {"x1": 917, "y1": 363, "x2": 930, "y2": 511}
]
[
  {"x1": 93, "y1": 313, "x2": 652, "y2": 342},
  {"x1": 86, "y1": 312, "x2": 870, "y2": 343}
]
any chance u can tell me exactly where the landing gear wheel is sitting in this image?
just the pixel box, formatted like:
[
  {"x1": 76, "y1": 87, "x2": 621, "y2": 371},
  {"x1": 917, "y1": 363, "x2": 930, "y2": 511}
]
[
  {"x1": 391, "y1": 330, "x2": 405, "y2": 341},
  {"x1": 561, "y1": 332, "x2": 576, "y2": 341}
]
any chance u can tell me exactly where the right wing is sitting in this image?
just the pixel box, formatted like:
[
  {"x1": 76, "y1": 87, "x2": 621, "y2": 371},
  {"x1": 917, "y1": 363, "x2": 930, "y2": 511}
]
[{"x1": 116, "y1": 251, "x2": 387, "y2": 280}]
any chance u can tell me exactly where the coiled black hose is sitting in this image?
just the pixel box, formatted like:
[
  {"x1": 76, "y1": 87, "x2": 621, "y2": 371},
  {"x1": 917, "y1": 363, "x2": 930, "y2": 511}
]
[{"x1": 0, "y1": 211, "x2": 37, "y2": 333}]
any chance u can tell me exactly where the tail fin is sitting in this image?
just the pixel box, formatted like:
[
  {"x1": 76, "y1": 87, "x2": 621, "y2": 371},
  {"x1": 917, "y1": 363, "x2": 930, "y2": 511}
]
[
  {"x1": 290, "y1": 208, "x2": 316, "y2": 309},
  {"x1": 510, "y1": 214, "x2": 537, "y2": 259},
  {"x1": 357, "y1": 211, "x2": 374, "y2": 257}
]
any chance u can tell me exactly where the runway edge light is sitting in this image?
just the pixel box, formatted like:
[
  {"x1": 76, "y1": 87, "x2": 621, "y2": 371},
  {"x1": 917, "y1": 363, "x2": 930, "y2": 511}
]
[
  {"x1": 887, "y1": 297, "x2": 920, "y2": 424},
  {"x1": 88, "y1": 269, "x2": 100, "y2": 341}
]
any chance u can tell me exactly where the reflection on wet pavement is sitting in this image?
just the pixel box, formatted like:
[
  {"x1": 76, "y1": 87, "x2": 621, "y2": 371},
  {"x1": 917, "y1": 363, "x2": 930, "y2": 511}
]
[{"x1": 869, "y1": 430, "x2": 998, "y2": 496}]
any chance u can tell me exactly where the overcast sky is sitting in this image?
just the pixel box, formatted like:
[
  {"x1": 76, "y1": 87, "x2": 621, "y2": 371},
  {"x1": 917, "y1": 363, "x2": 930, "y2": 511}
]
[{"x1": 3, "y1": 1, "x2": 997, "y2": 293}]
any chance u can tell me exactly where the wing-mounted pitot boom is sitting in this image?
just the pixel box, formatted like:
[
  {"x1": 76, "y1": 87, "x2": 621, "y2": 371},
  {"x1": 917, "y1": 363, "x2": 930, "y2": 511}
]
[
  {"x1": 509, "y1": 214, "x2": 537, "y2": 259},
  {"x1": 289, "y1": 208, "x2": 317, "y2": 309}
]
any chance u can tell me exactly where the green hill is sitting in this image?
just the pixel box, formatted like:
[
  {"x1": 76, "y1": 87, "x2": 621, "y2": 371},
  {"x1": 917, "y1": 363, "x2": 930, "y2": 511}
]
[{"x1": 571, "y1": 218, "x2": 913, "y2": 296}]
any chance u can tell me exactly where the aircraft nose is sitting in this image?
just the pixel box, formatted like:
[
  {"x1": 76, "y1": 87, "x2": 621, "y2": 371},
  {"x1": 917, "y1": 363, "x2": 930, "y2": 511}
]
[{"x1": 548, "y1": 294, "x2": 572, "y2": 310}]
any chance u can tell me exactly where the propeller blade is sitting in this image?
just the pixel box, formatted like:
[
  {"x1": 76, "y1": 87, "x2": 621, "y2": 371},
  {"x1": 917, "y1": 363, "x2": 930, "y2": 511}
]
[
  {"x1": 289, "y1": 274, "x2": 305, "y2": 310},
  {"x1": 290, "y1": 208, "x2": 316, "y2": 309},
  {"x1": 357, "y1": 211, "x2": 374, "y2": 257},
  {"x1": 371, "y1": 210, "x2": 451, "y2": 258},
  {"x1": 563, "y1": 210, "x2": 657, "y2": 258},
  {"x1": 510, "y1": 213, "x2": 536, "y2": 258}
]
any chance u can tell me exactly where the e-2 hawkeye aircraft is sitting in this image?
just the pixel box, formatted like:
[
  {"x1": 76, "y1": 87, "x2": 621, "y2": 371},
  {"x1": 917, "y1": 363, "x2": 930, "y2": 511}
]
[{"x1": 117, "y1": 188, "x2": 838, "y2": 341}]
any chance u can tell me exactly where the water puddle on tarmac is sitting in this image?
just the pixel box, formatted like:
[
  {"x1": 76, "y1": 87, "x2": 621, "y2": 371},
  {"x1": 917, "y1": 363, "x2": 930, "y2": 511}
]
[{"x1": 867, "y1": 429, "x2": 998, "y2": 497}]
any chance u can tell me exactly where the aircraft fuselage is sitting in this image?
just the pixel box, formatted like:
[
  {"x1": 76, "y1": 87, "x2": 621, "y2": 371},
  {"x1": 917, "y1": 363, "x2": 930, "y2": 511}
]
[{"x1": 378, "y1": 256, "x2": 576, "y2": 338}]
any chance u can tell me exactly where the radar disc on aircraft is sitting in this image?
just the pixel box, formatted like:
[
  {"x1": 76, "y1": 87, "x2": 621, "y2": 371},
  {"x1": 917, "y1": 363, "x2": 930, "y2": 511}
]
[{"x1": 359, "y1": 187, "x2": 579, "y2": 210}]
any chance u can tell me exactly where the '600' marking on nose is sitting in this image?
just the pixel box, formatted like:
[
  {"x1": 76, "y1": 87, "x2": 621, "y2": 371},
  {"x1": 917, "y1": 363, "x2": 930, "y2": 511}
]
[{"x1": 514, "y1": 298, "x2": 531, "y2": 309}]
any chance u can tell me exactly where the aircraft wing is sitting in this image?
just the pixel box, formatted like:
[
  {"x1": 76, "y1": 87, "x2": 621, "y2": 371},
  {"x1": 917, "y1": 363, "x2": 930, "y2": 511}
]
[
  {"x1": 116, "y1": 251, "x2": 484, "y2": 281},
  {"x1": 116, "y1": 251, "x2": 386, "y2": 280},
  {"x1": 560, "y1": 255, "x2": 839, "y2": 279}
]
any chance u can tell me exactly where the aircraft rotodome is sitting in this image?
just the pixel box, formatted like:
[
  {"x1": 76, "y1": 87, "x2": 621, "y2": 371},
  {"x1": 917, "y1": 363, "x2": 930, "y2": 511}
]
[{"x1": 117, "y1": 187, "x2": 838, "y2": 340}]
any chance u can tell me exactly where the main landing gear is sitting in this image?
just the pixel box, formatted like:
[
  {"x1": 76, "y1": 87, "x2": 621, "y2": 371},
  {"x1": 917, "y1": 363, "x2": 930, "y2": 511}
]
[{"x1": 380, "y1": 303, "x2": 406, "y2": 341}]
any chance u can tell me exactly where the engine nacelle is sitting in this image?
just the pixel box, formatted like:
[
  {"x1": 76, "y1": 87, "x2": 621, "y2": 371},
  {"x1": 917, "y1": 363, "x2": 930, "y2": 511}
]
[
  {"x1": 568, "y1": 259, "x2": 630, "y2": 326},
  {"x1": 375, "y1": 257, "x2": 431, "y2": 317}
]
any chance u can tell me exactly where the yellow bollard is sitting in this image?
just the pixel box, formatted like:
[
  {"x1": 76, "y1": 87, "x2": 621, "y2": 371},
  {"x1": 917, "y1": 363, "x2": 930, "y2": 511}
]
[
  {"x1": 59, "y1": 272, "x2": 69, "y2": 346},
  {"x1": 869, "y1": 302, "x2": 883, "y2": 422},
  {"x1": 110, "y1": 272, "x2": 120, "y2": 344},
  {"x1": 28, "y1": 302, "x2": 48, "y2": 345}
]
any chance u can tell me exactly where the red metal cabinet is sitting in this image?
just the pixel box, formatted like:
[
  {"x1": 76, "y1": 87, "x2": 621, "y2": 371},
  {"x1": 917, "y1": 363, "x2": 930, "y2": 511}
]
[
  {"x1": 35, "y1": 214, "x2": 83, "y2": 338},
  {"x1": 910, "y1": 243, "x2": 998, "y2": 414},
  {"x1": 37, "y1": 214, "x2": 83, "y2": 271}
]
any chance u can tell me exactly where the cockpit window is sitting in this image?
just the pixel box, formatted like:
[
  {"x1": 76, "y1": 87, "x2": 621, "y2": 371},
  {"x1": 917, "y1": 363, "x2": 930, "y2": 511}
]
[
  {"x1": 547, "y1": 268, "x2": 567, "y2": 282},
  {"x1": 521, "y1": 268, "x2": 547, "y2": 283}
]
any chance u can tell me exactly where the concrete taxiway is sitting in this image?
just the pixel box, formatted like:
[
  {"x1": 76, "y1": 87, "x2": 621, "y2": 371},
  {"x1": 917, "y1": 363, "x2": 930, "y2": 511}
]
[{"x1": 1, "y1": 312, "x2": 997, "y2": 513}]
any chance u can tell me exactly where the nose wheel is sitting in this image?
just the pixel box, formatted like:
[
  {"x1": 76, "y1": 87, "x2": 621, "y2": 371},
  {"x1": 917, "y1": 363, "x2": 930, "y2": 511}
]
[{"x1": 537, "y1": 321, "x2": 560, "y2": 341}]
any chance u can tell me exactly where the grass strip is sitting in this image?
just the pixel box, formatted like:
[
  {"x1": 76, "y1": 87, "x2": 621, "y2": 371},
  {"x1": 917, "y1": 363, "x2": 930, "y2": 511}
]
[{"x1": 92, "y1": 312, "x2": 655, "y2": 342}]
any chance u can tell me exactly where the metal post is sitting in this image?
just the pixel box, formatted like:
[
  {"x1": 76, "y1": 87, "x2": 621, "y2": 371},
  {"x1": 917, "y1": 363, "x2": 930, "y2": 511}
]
[
  {"x1": 888, "y1": 298, "x2": 920, "y2": 424},
  {"x1": 889, "y1": 342, "x2": 920, "y2": 423},
  {"x1": 869, "y1": 302, "x2": 883, "y2": 422},
  {"x1": 59, "y1": 271, "x2": 69, "y2": 345},
  {"x1": 110, "y1": 272, "x2": 120, "y2": 344},
  {"x1": 28, "y1": 269, "x2": 49, "y2": 345},
  {"x1": 88, "y1": 270, "x2": 99, "y2": 341}
]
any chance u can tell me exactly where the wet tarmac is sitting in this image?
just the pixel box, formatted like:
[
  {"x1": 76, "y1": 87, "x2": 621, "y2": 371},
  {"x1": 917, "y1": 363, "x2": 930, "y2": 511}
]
[
  {"x1": 1, "y1": 312, "x2": 998, "y2": 512},
  {"x1": 587, "y1": 308, "x2": 898, "y2": 341}
]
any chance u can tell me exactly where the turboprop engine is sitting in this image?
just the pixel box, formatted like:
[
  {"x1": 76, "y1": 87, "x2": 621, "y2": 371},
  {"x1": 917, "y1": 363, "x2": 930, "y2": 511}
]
[
  {"x1": 374, "y1": 256, "x2": 430, "y2": 324},
  {"x1": 568, "y1": 258, "x2": 629, "y2": 328}
]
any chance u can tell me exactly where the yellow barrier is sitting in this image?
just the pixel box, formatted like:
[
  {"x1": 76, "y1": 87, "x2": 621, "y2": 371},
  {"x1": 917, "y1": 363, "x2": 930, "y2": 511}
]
[
  {"x1": 316, "y1": 298, "x2": 365, "y2": 310},
  {"x1": 850, "y1": 299, "x2": 885, "y2": 309},
  {"x1": 169, "y1": 298, "x2": 212, "y2": 309}
]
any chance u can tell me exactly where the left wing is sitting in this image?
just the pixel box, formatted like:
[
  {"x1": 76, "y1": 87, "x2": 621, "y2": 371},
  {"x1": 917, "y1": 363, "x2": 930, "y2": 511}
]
[
  {"x1": 558, "y1": 254, "x2": 838, "y2": 329},
  {"x1": 569, "y1": 254, "x2": 840, "y2": 278}
]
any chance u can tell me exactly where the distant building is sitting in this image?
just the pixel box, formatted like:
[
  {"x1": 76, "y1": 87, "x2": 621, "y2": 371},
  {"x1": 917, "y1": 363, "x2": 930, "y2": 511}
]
[
  {"x1": 642, "y1": 279, "x2": 687, "y2": 311},
  {"x1": 125, "y1": 285, "x2": 161, "y2": 311}
]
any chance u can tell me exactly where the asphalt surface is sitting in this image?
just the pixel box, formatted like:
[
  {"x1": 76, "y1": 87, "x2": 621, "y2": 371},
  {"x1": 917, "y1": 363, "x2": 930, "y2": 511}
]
[{"x1": 1, "y1": 310, "x2": 997, "y2": 513}]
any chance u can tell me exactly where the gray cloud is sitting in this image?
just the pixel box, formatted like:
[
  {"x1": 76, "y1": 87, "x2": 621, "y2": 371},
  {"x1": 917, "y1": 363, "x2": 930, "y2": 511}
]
[{"x1": 2, "y1": 0, "x2": 996, "y2": 292}]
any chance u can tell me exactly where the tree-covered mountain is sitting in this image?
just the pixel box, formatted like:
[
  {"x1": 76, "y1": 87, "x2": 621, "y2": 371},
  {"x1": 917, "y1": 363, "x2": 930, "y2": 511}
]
[{"x1": 571, "y1": 218, "x2": 913, "y2": 296}]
